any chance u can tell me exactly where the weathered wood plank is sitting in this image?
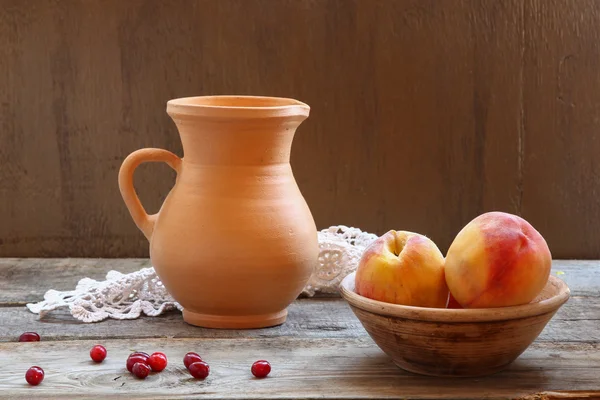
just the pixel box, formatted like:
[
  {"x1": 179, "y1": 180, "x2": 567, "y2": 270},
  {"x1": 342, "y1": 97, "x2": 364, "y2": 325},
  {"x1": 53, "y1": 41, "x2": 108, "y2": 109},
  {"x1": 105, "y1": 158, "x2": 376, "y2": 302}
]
[
  {"x1": 518, "y1": 391, "x2": 600, "y2": 400},
  {"x1": 0, "y1": 0, "x2": 526, "y2": 258},
  {"x1": 0, "y1": 259, "x2": 598, "y2": 398},
  {"x1": 0, "y1": 338, "x2": 598, "y2": 399},
  {"x1": 0, "y1": 296, "x2": 597, "y2": 343},
  {"x1": 0, "y1": 299, "x2": 366, "y2": 342},
  {"x1": 0, "y1": 259, "x2": 597, "y2": 306},
  {"x1": 522, "y1": 0, "x2": 600, "y2": 259},
  {"x1": 546, "y1": 261, "x2": 600, "y2": 297},
  {"x1": 0, "y1": 258, "x2": 151, "y2": 305}
]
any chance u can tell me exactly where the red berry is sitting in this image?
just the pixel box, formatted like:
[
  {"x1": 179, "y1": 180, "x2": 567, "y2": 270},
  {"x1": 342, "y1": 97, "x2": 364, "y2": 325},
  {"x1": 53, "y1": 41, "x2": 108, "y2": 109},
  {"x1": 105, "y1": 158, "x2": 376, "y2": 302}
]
[
  {"x1": 25, "y1": 366, "x2": 44, "y2": 385},
  {"x1": 129, "y1": 351, "x2": 150, "y2": 359},
  {"x1": 251, "y1": 360, "x2": 271, "y2": 378},
  {"x1": 127, "y1": 355, "x2": 149, "y2": 372},
  {"x1": 183, "y1": 352, "x2": 202, "y2": 369},
  {"x1": 19, "y1": 332, "x2": 40, "y2": 342},
  {"x1": 89, "y1": 345, "x2": 107, "y2": 363},
  {"x1": 188, "y1": 361, "x2": 210, "y2": 379},
  {"x1": 132, "y1": 362, "x2": 150, "y2": 379},
  {"x1": 147, "y1": 352, "x2": 168, "y2": 372}
]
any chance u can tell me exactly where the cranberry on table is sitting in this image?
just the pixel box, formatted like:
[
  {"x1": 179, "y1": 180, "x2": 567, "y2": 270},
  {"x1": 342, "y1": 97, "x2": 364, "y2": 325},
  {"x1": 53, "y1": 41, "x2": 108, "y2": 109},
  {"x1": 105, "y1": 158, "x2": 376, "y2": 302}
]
[
  {"x1": 25, "y1": 366, "x2": 44, "y2": 386},
  {"x1": 147, "y1": 352, "x2": 168, "y2": 372},
  {"x1": 18, "y1": 332, "x2": 40, "y2": 342},
  {"x1": 89, "y1": 345, "x2": 107, "y2": 363},
  {"x1": 132, "y1": 362, "x2": 151, "y2": 379},
  {"x1": 251, "y1": 360, "x2": 271, "y2": 378},
  {"x1": 127, "y1": 355, "x2": 149, "y2": 372},
  {"x1": 183, "y1": 352, "x2": 203, "y2": 369},
  {"x1": 188, "y1": 361, "x2": 210, "y2": 379},
  {"x1": 129, "y1": 351, "x2": 150, "y2": 359}
]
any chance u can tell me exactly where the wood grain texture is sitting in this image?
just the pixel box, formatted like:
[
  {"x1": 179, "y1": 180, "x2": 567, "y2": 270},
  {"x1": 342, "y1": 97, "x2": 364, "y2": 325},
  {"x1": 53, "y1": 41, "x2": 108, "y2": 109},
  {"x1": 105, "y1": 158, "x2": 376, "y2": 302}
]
[
  {"x1": 0, "y1": 258, "x2": 150, "y2": 305},
  {"x1": 1, "y1": 259, "x2": 595, "y2": 305},
  {"x1": 0, "y1": 259, "x2": 597, "y2": 344},
  {"x1": 0, "y1": 299, "x2": 366, "y2": 342},
  {"x1": 518, "y1": 392, "x2": 600, "y2": 400},
  {"x1": 1, "y1": 295, "x2": 598, "y2": 344},
  {"x1": 0, "y1": 259, "x2": 598, "y2": 398},
  {"x1": 0, "y1": 338, "x2": 599, "y2": 399},
  {"x1": 521, "y1": 0, "x2": 600, "y2": 259},
  {"x1": 7, "y1": 0, "x2": 597, "y2": 257}
]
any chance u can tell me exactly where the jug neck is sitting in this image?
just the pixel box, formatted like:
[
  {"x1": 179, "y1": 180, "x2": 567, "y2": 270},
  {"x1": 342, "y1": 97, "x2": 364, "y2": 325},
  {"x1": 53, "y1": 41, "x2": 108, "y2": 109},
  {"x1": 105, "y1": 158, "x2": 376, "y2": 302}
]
[
  {"x1": 166, "y1": 96, "x2": 310, "y2": 166},
  {"x1": 172, "y1": 116, "x2": 306, "y2": 166}
]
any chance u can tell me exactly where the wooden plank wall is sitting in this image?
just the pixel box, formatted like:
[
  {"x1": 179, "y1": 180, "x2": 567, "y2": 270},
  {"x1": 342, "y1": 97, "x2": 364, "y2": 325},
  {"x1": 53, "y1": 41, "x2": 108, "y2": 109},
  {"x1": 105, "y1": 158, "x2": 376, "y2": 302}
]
[{"x1": 0, "y1": 0, "x2": 599, "y2": 258}]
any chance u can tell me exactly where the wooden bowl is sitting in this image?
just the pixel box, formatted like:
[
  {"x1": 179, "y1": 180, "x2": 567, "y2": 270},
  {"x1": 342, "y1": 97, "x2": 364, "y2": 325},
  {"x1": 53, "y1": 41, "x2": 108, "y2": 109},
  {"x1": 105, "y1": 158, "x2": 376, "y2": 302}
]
[{"x1": 340, "y1": 272, "x2": 570, "y2": 377}]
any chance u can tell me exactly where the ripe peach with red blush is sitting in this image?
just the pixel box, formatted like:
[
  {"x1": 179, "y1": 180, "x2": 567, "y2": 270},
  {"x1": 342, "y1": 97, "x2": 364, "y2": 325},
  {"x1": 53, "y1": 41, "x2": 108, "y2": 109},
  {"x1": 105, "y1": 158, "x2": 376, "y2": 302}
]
[{"x1": 444, "y1": 212, "x2": 551, "y2": 308}]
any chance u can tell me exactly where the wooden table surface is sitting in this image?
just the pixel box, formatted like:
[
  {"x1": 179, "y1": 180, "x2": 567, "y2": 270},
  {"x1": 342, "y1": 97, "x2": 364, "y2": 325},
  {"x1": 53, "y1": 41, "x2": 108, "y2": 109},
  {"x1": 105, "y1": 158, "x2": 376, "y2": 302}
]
[{"x1": 0, "y1": 259, "x2": 598, "y2": 400}]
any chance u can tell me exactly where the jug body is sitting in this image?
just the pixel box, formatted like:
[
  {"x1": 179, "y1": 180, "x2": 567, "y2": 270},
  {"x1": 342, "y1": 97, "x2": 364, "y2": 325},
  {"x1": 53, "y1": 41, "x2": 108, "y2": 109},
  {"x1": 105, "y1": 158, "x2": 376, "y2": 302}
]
[{"x1": 118, "y1": 95, "x2": 318, "y2": 329}]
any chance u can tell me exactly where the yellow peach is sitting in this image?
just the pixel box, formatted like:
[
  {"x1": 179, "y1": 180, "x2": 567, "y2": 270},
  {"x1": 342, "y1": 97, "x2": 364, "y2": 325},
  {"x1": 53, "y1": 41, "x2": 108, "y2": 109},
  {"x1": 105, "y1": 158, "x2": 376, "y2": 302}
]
[
  {"x1": 445, "y1": 212, "x2": 551, "y2": 308},
  {"x1": 355, "y1": 230, "x2": 448, "y2": 308}
]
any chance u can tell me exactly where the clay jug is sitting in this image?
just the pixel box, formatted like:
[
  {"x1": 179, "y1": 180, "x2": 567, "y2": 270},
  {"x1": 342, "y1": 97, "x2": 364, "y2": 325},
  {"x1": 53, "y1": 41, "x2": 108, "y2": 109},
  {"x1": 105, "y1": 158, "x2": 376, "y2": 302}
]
[{"x1": 118, "y1": 95, "x2": 318, "y2": 329}]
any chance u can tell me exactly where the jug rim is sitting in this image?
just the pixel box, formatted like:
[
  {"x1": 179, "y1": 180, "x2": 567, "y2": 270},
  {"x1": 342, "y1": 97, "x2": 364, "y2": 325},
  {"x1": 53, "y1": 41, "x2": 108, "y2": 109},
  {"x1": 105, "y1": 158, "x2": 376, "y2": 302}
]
[{"x1": 167, "y1": 95, "x2": 310, "y2": 119}]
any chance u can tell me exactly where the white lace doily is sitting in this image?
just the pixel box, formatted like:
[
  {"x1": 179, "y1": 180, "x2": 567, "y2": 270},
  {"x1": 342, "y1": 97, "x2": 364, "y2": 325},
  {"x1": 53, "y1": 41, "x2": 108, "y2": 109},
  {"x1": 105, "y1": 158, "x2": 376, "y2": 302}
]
[{"x1": 26, "y1": 225, "x2": 377, "y2": 323}]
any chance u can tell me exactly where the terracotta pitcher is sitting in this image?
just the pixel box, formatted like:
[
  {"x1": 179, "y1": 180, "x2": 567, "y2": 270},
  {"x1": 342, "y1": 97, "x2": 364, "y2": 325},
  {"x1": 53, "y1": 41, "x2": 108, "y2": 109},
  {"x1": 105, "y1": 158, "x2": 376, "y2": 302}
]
[{"x1": 118, "y1": 95, "x2": 318, "y2": 329}]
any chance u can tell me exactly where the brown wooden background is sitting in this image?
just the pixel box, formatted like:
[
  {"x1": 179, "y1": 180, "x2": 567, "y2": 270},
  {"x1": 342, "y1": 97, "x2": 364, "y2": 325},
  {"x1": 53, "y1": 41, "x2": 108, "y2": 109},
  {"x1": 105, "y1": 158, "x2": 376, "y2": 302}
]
[{"x1": 1, "y1": 0, "x2": 599, "y2": 258}]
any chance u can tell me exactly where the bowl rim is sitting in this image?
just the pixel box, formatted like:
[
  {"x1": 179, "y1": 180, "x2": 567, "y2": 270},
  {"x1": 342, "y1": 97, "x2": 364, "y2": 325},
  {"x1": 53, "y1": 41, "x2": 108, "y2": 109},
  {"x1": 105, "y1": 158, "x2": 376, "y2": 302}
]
[{"x1": 339, "y1": 272, "x2": 570, "y2": 322}]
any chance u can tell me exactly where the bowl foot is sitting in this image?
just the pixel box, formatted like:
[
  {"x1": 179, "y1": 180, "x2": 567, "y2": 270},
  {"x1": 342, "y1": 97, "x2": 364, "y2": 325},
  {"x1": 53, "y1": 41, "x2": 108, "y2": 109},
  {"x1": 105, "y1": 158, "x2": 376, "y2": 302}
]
[
  {"x1": 393, "y1": 360, "x2": 512, "y2": 378},
  {"x1": 182, "y1": 309, "x2": 287, "y2": 329}
]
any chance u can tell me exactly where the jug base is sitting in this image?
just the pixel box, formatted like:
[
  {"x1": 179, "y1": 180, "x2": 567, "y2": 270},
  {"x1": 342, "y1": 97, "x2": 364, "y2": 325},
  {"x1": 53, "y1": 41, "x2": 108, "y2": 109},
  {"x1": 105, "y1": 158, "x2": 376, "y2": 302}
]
[{"x1": 182, "y1": 308, "x2": 288, "y2": 329}]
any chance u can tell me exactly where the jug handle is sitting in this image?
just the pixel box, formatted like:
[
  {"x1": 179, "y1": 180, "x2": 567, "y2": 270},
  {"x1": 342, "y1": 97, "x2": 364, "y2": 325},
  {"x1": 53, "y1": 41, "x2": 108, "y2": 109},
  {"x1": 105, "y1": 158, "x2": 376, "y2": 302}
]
[{"x1": 118, "y1": 148, "x2": 182, "y2": 240}]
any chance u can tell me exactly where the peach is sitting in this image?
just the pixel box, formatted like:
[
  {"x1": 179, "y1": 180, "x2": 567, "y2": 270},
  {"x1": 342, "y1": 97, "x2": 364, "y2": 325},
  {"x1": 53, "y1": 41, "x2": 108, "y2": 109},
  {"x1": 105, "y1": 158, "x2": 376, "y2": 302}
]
[
  {"x1": 445, "y1": 211, "x2": 551, "y2": 308},
  {"x1": 355, "y1": 230, "x2": 449, "y2": 308}
]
